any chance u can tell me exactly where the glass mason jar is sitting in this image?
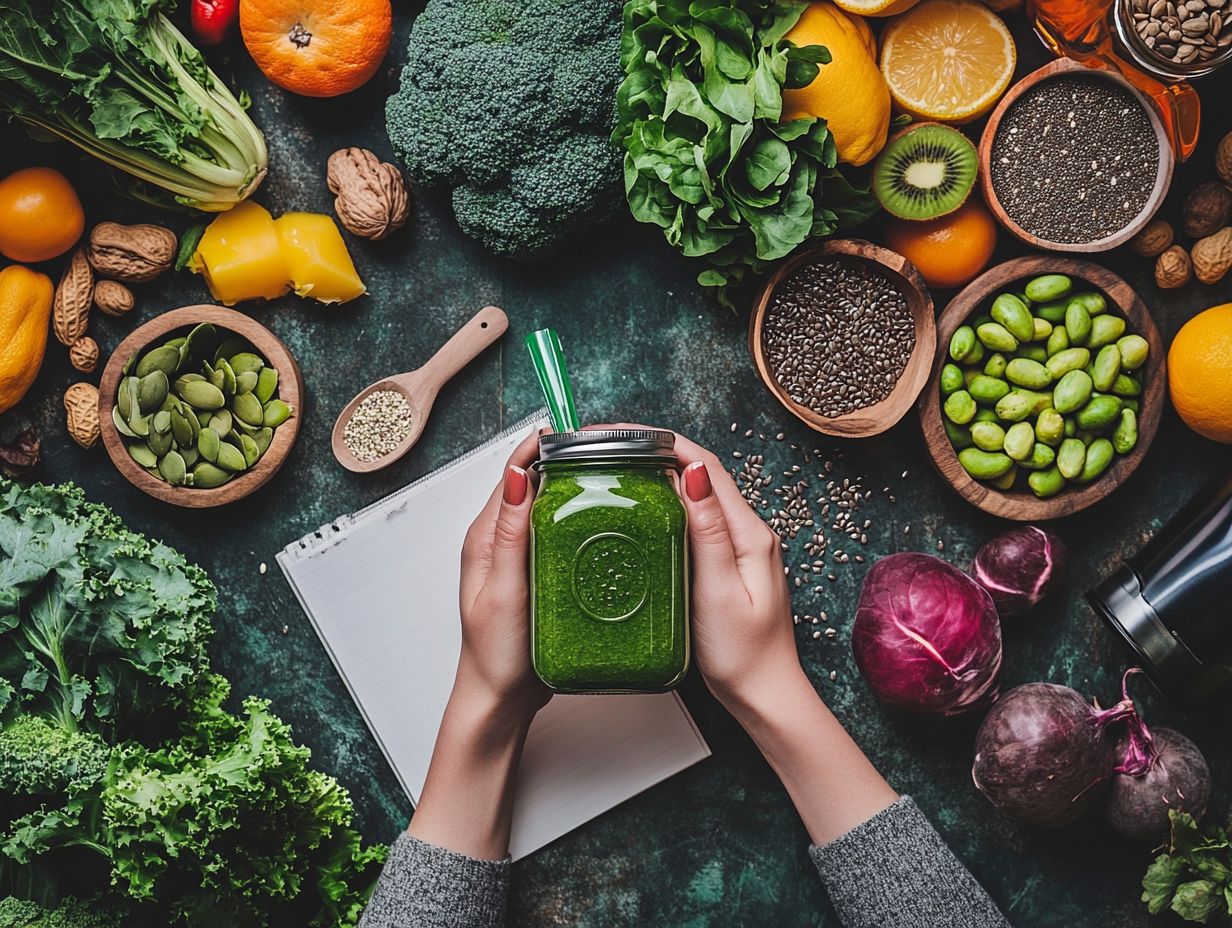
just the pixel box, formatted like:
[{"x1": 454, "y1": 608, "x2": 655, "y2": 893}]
[{"x1": 530, "y1": 429, "x2": 689, "y2": 694}]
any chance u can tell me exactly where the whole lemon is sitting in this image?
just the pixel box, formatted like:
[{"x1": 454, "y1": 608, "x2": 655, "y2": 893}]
[
  {"x1": 780, "y1": 2, "x2": 891, "y2": 167},
  {"x1": 1170, "y1": 304, "x2": 1232, "y2": 443}
]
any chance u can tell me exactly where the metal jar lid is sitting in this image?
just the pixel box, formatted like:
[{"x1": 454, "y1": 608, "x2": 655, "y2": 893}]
[{"x1": 538, "y1": 429, "x2": 675, "y2": 464}]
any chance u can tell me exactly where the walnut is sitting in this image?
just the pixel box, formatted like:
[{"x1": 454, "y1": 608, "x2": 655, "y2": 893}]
[
  {"x1": 1154, "y1": 245, "x2": 1192, "y2": 289},
  {"x1": 327, "y1": 148, "x2": 409, "y2": 240},
  {"x1": 1192, "y1": 227, "x2": 1232, "y2": 285},
  {"x1": 87, "y1": 222, "x2": 176, "y2": 282},
  {"x1": 53, "y1": 248, "x2": 93, "y2": 346},
  {"x1": 1217, "y1": 131, "x2": 1232, "y2": 187},
  {"x1": 1182, "y1": 181, "x2": 1232, "y2": 239},
  {"x1": 69, "y1": 336, "x2": 99, "y2": 373},
  {"x1": 94, "y1": 280, "x2": 135, "y2": 317},
  {"x1": 64, "y1": 382, "x2": 100, "y2": 449},
  {"x1": 1128, "y1": 219, "x2": 1173, "y2": 258}
]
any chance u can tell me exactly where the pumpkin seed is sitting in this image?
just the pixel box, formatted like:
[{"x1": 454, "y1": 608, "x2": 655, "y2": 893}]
[
  {"x1": 215, "y1": 441, "x2": 247, "y2": 473},
  {"x1": 180, "y1": 380, "x2": 226, "y2": 410},
  {"x1": 137, "y1": 371, "x2": 169, "y2": 414},
  {"x1": 254, "y1": 427, "x2": 273, "y2": 455},
  {"x1": 209, "y1": 367, "x2": 226, "y2": 391},
  {"x1": 233, "y1": 391, "x2": 264, "y2": 427},
  {"x1": 239, "y1": 433, "x2": 260, "y2": 467},
  {"x1": 152, "y1": 410, "x2": 172, "y2": 435},
  {"x1": 210, "y1": 408, "x2": 233, "y2": 434},
  {"x1": 117, "y1": 377, "x2": 134, "y2": 421},
  {"x1": 192, "y1": 462, "x2": 232, "y2": 488},
  {"x1": 112, "y1": 407, "x2": 138, "y2": 438},
  {"x1": 235, "y1": 370, "x2": 259, "y2": 394},
  {"x1": 229, "y1": 352, "x2": 265, "y2": 375},
  {"x1": 255, "y1": 367, "x2": 278, "y2": 404},
  {"x1": 127, "y1": 442, "x2": 158, "y2": 468},
  {"x1": 262, "y1": 399, "x2": 292, "y2": 427},
  {"x1": 135, "y1": 345, "x2": 181, "y2": 378},
  {"x1": 218, "y1": 358, "x2": 237, "y2": 396},
  {"x1": 174, "y1": 373, "x2": 206, "y2": 393},
  {"x1": 127, "y1": 412, "x2": 150, "y2": 438},
  {"x1": 147, "y1": 428, "x2": 173, "y2": 457},
  {"x1": 214, "y1": 337, "x2": 249, "y2": 365},
  {"x1": 182, "y1": 323, "x2": 217, "y2": 367},
  {"x1": 182, "y1": 405, "x2": 201, "y2": 440},
  {"x1": 196, "y1": 410, "x2": 212, "y2": 428},
  {"x1": 198, "y1": 427, "x2": 221, "y2": 464},
  {"x1": 158, "y1": 450, "x2": 187, "y2": 486},
  {"x1": 170, "y1": 410, "x2": 194, "y2": 446},
  {"x1": 180, "y1": 445, "x2": 200, "y2": 468}
]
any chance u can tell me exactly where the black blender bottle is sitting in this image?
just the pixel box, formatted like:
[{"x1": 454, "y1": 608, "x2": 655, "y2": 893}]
[{"x1": 1089, "y1": 469, "x2": 1232, "y2": 708}]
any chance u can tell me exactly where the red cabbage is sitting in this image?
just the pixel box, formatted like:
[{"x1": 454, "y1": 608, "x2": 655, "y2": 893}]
[
  {"x1": 972, "y1": 525, "x2": 1067, "y2": 617},
  {"x1": 972, "y1": 682, "x2": 1135, "y2": 826},
  {"x1": 852, "y1": 552, "x2": 1002, "y2": 715}
]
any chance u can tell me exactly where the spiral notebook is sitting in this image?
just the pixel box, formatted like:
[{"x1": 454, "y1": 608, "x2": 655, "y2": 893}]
[{"x1": 276, "y1": 411, "x2": 710, "y2": 860}]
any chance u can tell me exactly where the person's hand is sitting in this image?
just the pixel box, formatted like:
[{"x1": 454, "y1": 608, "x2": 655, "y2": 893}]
[{"x1": 455, "y1": 429, "x2": 551, "y2": 724}]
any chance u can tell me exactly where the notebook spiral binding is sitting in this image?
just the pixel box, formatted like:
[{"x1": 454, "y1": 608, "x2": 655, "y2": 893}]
[{"x1": 283, "y1": 409, "x2": 548, "y2": 560}]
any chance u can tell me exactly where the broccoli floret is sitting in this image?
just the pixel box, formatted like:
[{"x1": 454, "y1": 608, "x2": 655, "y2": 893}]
[
  {"x1": 386, "y1": 0, "x2": 624, "y2": 258},
  {"x1": 0, "y1": 717, "x2": 109, "y2": 797},
  {"x1": 0, "y1": 896, "x2": 125, "y2": 928}
]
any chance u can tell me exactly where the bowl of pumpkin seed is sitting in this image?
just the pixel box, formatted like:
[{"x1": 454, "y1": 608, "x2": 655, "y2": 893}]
[{"x1": 98, "y1": 305, "x2": 303, "y2": 507}]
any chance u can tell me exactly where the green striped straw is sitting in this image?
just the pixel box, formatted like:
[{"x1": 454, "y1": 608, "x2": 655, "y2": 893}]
[{"x1": 525, "y1": 328, "x2": 579, "y2": 433}]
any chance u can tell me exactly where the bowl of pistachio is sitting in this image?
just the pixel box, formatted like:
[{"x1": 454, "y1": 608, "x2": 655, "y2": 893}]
[{"x1": 98, "y1": 305, "x2": 303, "y2": 507}]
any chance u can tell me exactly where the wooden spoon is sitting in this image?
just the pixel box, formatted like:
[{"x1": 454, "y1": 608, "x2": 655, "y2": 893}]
[{"x1": 332, "y1": 305, "x2": 509, "y2": 472}]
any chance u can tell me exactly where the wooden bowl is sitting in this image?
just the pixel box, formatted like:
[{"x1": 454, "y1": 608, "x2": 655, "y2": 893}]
[
  {"x1": 99, "y1": 305, "x2": 304, "y2": 508},
  {"x1": 749, "y1": 240, "x2": 936, "y2": 438},
  {"x1": 917, "y1": 256, "x2": 1166, "y2": 521},
  {"x1": 978, "y1": 59, "x2": 1174, "y2": 253}
]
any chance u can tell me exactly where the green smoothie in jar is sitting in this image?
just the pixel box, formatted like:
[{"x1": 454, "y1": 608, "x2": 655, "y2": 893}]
[{"x1": 531, "y1": 429, "x2": 689, "y2": 693}]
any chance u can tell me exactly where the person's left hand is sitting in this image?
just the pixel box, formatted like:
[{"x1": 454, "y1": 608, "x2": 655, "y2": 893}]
[{"x1": 455, "y1": 429, "x2": 551, "y2": 724}]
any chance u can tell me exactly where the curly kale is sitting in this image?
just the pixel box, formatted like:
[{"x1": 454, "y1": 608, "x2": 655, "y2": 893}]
[
  {"x1": 386, "y1": 0, "x2": 624, "y2": 258},
  {"x1": 0, "y1": 895, "x2": 125, "y2": 928},
  {"x1": 0, "y1": 717, "x2": 109, "y2": 798}
]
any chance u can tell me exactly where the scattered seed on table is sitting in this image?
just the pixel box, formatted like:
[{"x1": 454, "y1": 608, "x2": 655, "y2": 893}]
[
  {"x1": 343, "y1": 389, "x2": 414, "y2": 463},
  {"x1": 259, "y1": 562, "x2": 267, "y2": 574}
]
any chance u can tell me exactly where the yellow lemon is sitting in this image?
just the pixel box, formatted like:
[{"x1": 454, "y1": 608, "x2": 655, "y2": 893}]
[
  {"x1": 781, "y1": 2, "x2": 892, "y2": 167},
  {"x1": 834, "y1": 0, "x2": 921, "y2": 17}
]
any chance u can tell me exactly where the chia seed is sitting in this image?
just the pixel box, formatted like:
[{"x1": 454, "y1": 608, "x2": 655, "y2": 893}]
[
  {"x1": 343, "y1": 389, "x2": 414, "y2": 462},
  {"x1": 990, "y1": 75, "x2": 1159, "y2": 244},
  {"x1": 761, "y1": 258, "x2": 915, "y2": 418}
]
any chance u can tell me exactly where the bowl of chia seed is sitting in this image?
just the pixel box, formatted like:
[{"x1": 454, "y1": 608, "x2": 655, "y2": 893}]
[
  {"x1": 978, "y1": 59, "x2": 1174, "y2": 253},
  {"x1": 749, "y1": 239, "x2": 936, "y2": 438}
]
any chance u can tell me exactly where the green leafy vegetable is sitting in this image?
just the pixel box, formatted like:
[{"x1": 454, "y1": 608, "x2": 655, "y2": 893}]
[
  {"x1": 613, "y1": 0, "x2": 877, "y2": 305},
  {"x1": 0, "y1": 482, "x2": 383, "y2": 927},
  {"x1": 0, "y1": 894, "x2": 127, "y2": 928},
  {"x1": 1142, "y1": 811, "x2": 1232, "y2": 923},
  {"x1": 0, "y1": 0, "x2": 267, "y2": 211},
  {"x1": 386, "y1": 0, "x2": 625, "y2": 258}
]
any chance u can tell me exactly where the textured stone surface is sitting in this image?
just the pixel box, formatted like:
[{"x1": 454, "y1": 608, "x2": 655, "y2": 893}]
[{"x1": 2, "y1": 9, "x2": 1230, "y2": 928}]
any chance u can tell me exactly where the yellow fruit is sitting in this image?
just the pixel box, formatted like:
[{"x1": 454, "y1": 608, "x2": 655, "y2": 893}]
[
  {"x1": 1169, "y1": 304, "x2": 1232, "y2": 443},
  {"x1": 190, "y1": 200, "x2": 289, "y2": 305},
  {"x1": 879, "y1": 0, "x2": 1016, "y2": 124},
  {"x1": 0, "y1": 265, "x2": 54, "y2": 414},
  {"x1": 275, "y1": 213, "x2": 366, "y2": 304},
  {"x1": 834, "y1": 0, "x2": 922, "y2": 18},
  {"x1": 781, "y1": 3, "x2": 891, "y2": 166}
]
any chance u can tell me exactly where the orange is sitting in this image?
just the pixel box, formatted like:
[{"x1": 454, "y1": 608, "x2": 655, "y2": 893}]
[
  {"x1": 240, "y1": 0, "x2": 392, "y2": 98},
  {"x1": 1169, "y1": 304, "x2": 1232, "y2": 443},
  {"x1": 0, "y1": 265, "x2": 54, "y2": 414},
  {"x1": 879, "y1": 0, "x2": 1016, "y2": 124},
  {"x1": 883, "y1": 199, "x2": 997, "y2": 289},
  {"x1": 0, "y1": 167, "x2": 85, "y2": 264}
]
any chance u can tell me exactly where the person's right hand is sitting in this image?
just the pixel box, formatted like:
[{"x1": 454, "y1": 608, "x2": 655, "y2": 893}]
[{"x1": 669, "y1": 433, "x2": 809, "y2": 709}]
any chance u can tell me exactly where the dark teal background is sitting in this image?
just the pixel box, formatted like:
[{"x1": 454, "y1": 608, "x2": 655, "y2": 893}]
[{"x1": 3, "y1": 5, "x2": 1231, "y2": 926}]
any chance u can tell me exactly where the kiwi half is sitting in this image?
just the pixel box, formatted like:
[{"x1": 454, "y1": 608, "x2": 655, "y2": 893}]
[{"x1": 872, "y1": 123, "x2": 978, "y2": 221}]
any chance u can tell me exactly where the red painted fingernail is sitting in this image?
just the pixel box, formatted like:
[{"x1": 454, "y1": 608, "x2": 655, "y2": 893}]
[
  {"x1": 504, "y1": 465, "x2": 528, "y2": 505},
  {"x1": 684, "y1": 461, "x2": 711, "y2": 501}
]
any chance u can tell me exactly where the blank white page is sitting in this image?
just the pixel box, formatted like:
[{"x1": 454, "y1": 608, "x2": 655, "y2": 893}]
[{"x1": 276, "y1": 413, "x2": 710, "y2": 860}]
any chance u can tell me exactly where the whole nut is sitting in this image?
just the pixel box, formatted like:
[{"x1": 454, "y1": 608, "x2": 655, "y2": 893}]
[
  {"x1": 1217, "y1": 131, "x2": 1232, "y2": 187},
  {"x1": 1192, "y1": 226, "x2": 1232, "y2": 284},
  {"x1": 327, "y1": 148, "x2": 410, "y2": 241},
  {"x1": 53, "y1": 248, "x2": 93, "y2": 346},
  {"x1": 87, "y1": 222, "x2": 176, "y2": 283},
  {"x1": 1155, "y1": 244, "x2": 1192, "y2": 288},
  {"x1": 64, "y1": 382, "x2": 100, "y2": 449},
  {"x1": 1182, "y1": 181, "x2": 1232, "y2": 238},
  {"x1": 1129, "y1": 219, "x2": 1174, "y2": 257},
  {"x1": 68, "y1": 336, "x2": 99, "y2": 373},
  {"x1": 94, "y1": 280, "x2": 135, "y2": 317}
]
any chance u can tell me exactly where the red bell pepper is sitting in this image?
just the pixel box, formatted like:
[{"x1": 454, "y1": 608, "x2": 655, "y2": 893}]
[{"x1": 191, "y1": 0, "x2": 238, "y2": 46}]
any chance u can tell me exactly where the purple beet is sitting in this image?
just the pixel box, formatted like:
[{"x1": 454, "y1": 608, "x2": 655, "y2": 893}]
[
  {"x1": 972, "y1": 525, "x2": 1067, "y2": 617},
  {"x1": 1105, "y1": 724, "x2": 1210, "y2": 841}
]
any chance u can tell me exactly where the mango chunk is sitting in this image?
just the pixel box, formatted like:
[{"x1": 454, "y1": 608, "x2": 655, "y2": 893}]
[
  {"x1": 274, "y1": 213, "x2": 366, "y2": 305},
  {"x1": 190, "y1": 200, "x2": 289, "y2": 305}
]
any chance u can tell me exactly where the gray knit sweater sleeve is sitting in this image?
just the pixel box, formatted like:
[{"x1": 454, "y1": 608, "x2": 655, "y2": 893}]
[
  {"x1": 809, "y1": 795, "x2": 1011, "y2": 928},
  {"x1": 358, "y1": 833, "x2": 509, "y2": 928}
]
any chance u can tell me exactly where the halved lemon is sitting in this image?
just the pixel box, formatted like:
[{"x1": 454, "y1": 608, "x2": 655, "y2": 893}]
[
  {"x1": 834, "y1": 0, "x2": 922, "y2": 18},
  {"x1": 879, "y1": 0, "x2": 1016, "y2": 124}
]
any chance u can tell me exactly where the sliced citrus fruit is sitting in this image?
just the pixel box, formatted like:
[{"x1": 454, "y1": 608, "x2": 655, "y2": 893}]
[
  {"x1": 879, "y1": 0, "x2": 1016, "y2": 124},
  {"x1": 834, "y1": 0, "x2": 922, "y2": 17}
]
